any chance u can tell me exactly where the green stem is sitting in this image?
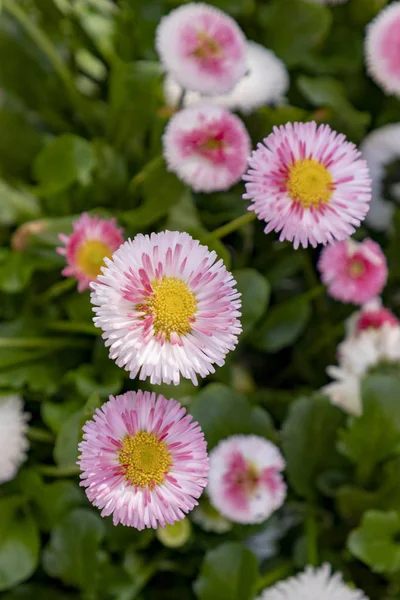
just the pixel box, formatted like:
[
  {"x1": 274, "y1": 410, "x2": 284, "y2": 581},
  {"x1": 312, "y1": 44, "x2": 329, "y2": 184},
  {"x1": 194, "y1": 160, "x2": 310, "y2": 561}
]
[
  {"x1": 255, "y1": 562, "x2": 293, "y2": 593},
  {"x1": 0, "y1": 337, "x2": 91, "y2": 349},
  {"x1": 3, "y1": 0, "x2": 80, "y2": 106},
  {"x1": 207, "y1": 211, "x2": 257, "y2": 241},
  {"x1": 47, "y1": 321, "x2": 99, "y2": 336},
  {"x1": 305, "y1": 504, "x2": 318, "y2": 567},
  {"x1": 37, "y1": 465, "x2": 80, "y2": 478},
  {"x1": 28, "y1": 427, "x2": 55, "y2": 444}
]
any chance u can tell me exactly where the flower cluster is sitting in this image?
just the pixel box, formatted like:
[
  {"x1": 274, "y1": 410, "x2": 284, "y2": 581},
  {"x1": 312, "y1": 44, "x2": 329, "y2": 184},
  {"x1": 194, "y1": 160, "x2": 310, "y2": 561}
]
[{"x1": 323, "y1": 299, "x2": 400, "y2": 415}]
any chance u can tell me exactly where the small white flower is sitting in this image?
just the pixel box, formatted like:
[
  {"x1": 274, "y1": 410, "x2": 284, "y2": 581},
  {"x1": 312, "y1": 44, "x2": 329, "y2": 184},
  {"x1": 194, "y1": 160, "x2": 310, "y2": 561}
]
[
  {"x1": 257, "y1": 564, "x2": 368, "y2": 600},
  {"x1": 164, "y1": 41, "x2": 289, "y2": 114},
  {"x1": 323, "y1": 321, "x2": 400, "y2": 415},
  {"x1": 0, "y1": 395, "x2": 29, "y2": 484},
  {"x1": 322, "y1": 367, "x2": 363, "y2": 416},
  {"x1": 361, "y1": 123, "x2": 400, "y2": 231}
]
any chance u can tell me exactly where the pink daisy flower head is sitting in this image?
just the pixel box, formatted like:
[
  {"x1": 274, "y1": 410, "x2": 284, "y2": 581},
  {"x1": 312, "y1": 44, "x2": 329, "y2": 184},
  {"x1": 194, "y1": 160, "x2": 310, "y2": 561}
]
[
  {"x1": 78, "y1": 390, "x2": 209, "y2": 530},
  {"x1": 91, "y1": 231, "x2": 242, "y2": 385},
  {"x1": 57, "y1": 213, "x2": 124, "y2": 292},
  {"x1": 345, "y1": 299, "x2": 399, "y2": 339},
  {"x1": 155, "y1": 3, "x2": 247, "y2": 95},
  {"x1": 163, "y1": 105, "x2": 251, "y2": 193},
  {"x1": 318, "y1": 238, "x2": 388, "y2": 305},
  {"x1": 207, "y1": 435, "x2": 286, "y2": 524},
  {"x1": 243, "y1": 121, "x2": 372, "y2": 249},
  {"x1": 365, "y1": 2, "x2": 400, "y2": 98}
]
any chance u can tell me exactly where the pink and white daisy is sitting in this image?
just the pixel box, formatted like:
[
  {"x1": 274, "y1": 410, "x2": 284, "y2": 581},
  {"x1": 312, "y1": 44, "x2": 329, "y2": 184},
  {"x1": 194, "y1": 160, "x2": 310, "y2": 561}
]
[
  {"x1": 365, "y1": 2, "x2": 400, "y2": 98},
  {"x1": 323, "y1": 304, "x2": 400, "y2": 415},
  {"x1": 243, "y1": 121, "x2": 372, "y2": 249},
  {"x1": 57, "y1": 213, "x2": 124, "y2": 292},
  {"x1": 257, "y1": 564, "x2": 368, "y2": 600},
  {"x1": 78, "y1": 390, "x2": 209, "y2": 530},
  {"x1": 346, "y1": 298, "x2": 399, "y2": 338},
  {"x1": 163, "y1": 105, "x2": 251, "y2": 192},
  {"x1": 91, "y1": 231, "x2": 241, "y2": 385},
  {"x1": 155, "y1": 3, "x2": 247, "y2": 95},
  {"x1": 207, "y1": 435, "x2": 286, "y2": 524},
  {"x1": 318, "y1": 238, "x2": 388, "y2": 304},
  {"x1": 163, "y1": 41, "x2": 289, "y2": 114}
]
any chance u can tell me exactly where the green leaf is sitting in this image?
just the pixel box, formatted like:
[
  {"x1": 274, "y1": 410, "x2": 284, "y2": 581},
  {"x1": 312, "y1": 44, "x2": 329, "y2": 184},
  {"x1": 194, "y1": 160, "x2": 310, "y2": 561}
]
[
  {"x1": 19, "y1": 470, "x2": 84, "y2": 531},
  {"x1": 41, "y1": 399, "x2": 82, "y2": 434},
  {"x1": 53, "y1": 409, "x2": 84, "y2": 468},
  {"x1": 108, "y1": 60, "x2": 161, "y2": 153},
  {"x1": 337, "y1": 375, "x2": 400, "y2": 483},
  {"x1": 0, "y1": 180, "x2": 40, "y2": 225},
  {"x1": 33, "y1": 134, "x2": 95, "y2": 194},
  {"x1": 0, "y1": 107, "x2": 43, "y2": 179},
  {"x1": 2, "y1": 585, "x2": 78, "y2": 600},
  {"x1": 194, "y1": 542, "x2": 258, "y2": 600},
  {"x1": 42, "y1": 508, "x2": 106, "y2": 591},
  {"x1": 282, "y1": 395, "x2": 345, "y2": 499},
  {"x1": 337, "y1": 457, "x2": 400, "y2": 522},
  {"x1": 258, "y1": 0, "x2": 331, "y2": 67},
  {"x1": 189, "y1": 383, "x2": 274, "y2": 450},
  {"x1": 0, "y1": 497, "x2": 40, "y2": 591},
  {"x1": 297, "y1": 75, "x2": 370, "y2": 140},
  {"x1": 0, "y1": 252, "x2": 35, "y2": 293},
  {"x1": 233, "y1": 269, "x2": 270, "y2": 336},
  {"x1": 348, "y1": 510, "x2": 400, "y2": 574},
  {"x1": 250, "y1": 296, "x2": 311, "y2": 353},
  {"x1": 122, "y1": 159, "x2": 188, "y2": 229}
]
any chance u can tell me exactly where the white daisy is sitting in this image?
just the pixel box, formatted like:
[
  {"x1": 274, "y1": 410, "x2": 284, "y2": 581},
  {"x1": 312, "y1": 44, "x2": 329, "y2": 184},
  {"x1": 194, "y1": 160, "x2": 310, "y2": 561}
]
[
  {"x1": 163, "y1": 41, "x2": 289, "y2": 114},
  {"x1": 0, "y1": 395, "x2": 29, "y2": 484},
  {"x1": 361, "y1": 123, "x2": 400, "y2": 231},
  {"x1": 257, "y1": 564, "x2": 368, "y2": 600}
]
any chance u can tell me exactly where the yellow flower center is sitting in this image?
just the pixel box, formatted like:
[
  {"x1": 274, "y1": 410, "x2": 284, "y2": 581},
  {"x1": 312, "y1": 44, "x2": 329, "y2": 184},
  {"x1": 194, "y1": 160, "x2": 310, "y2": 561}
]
[
  {"x1": 118, "y1": 431, "x2": 171, "y2": 488},
  {"x1": 348, "y1": 259, "x2": 365, "y2": 278},
  {"x1": 193, "y1": 31, "x2": 222, "y2": 59},
  {"x1": 147, "y1": 276, "x2": 197, "y2": 339},
  {"x1": 287, "y1": 159, "x2": 334, "y2": 207},
  {"x1": 76, "y1": 239, "x2": 113, "y2": 279}
]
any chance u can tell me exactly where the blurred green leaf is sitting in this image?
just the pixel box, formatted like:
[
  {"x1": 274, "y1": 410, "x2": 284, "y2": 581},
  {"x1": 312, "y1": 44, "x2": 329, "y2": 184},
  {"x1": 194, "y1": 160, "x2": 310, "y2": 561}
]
[
  {"x1": 234, "y1": 269, "x2": 270, "y2": 336},
  {"x1": 250, "y1": 296, "x2": 311, "y2": 353},
  {"x1": 337, "y1": 457, "x2": 400, "y2": 523},
  {"x1": 194, "y1": 542, "x2": 258, "y2": 600},
  {"x1": 33, "y1": 134, "x2": 95, "y2": 194},
  {"x1": 282, "y1": 395, "x2": 345, "y2": 499},
  {"x1": 348, "y1": 510, "x2": 400, "y2": 574},
  {"x1": 190, "y1": 383, "x2": 274, "y2": 450},
  {"x1": 0, "y1": 180, "x2": 40, "y2": 225},
  {"x1": 258, "y1": 0, "x2": 331, "y2": 67},
  {"x1": 53, "y1": 408, "x2": 84, "y2": 468},
  {"x1": 43, "y1": 508, "x2": 106, "y2": 591},
  {"x1": 0, "y1": 252, "x2": 34, "y2": 293},
  {"x1": 108, "y1": 60, "x2": 160, "y2": 153},
  {"x1": 122, "y1": 159, "x2": 187, "y2": 228},
  {"x1": 297, "y1": 75, "x2": 370, "y2": 139},
  {"x1": 0, "y1": 497, "x2": 40, "y2": 592},
  {"x1": 338, "y1": 375, "x2": 400, "y2": 483}
]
